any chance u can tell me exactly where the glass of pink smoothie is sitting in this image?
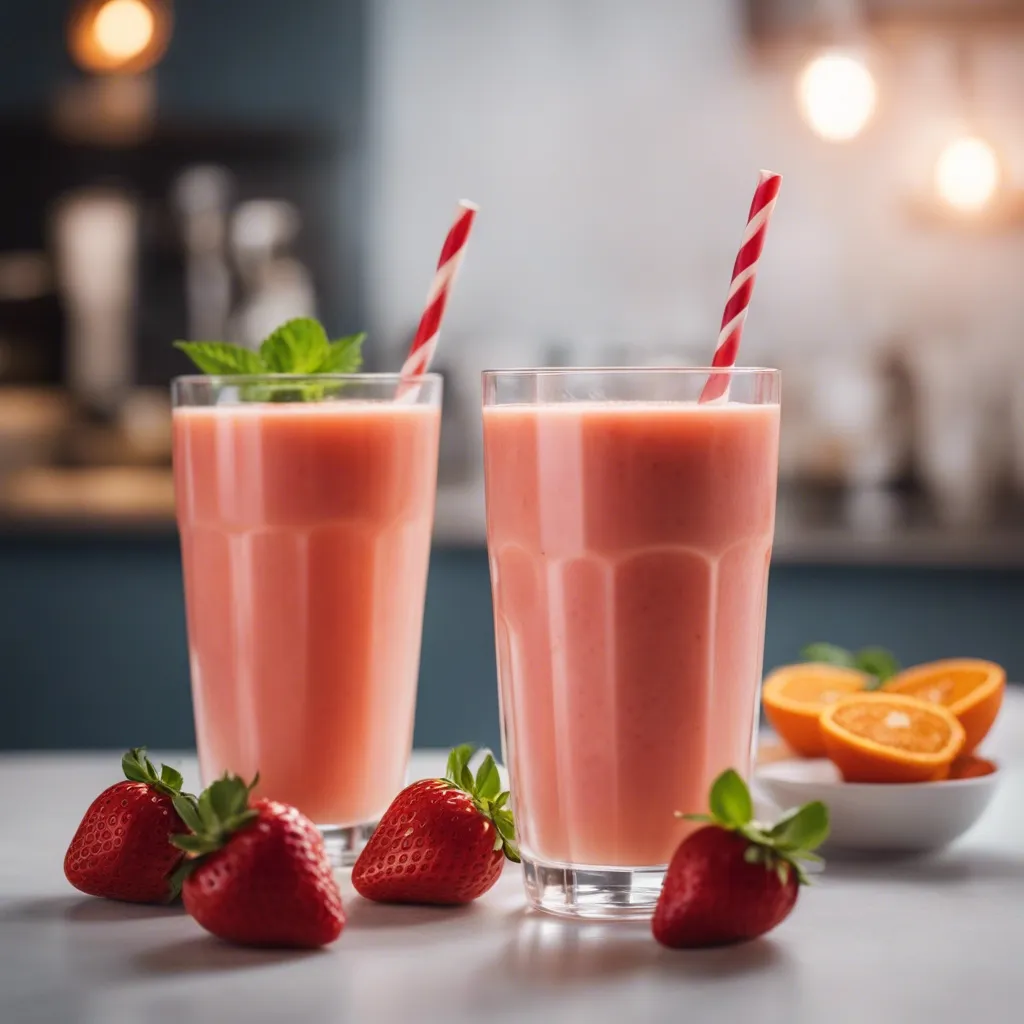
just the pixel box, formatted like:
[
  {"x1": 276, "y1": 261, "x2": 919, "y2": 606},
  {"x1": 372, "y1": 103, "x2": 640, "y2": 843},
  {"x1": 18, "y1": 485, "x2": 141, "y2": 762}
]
[
  {"x1": 172, "y1": 373, "x2": 442, "y2": 864},
  {"x1": 482, "y1": 367, "x2": 780, "y2": 918}
]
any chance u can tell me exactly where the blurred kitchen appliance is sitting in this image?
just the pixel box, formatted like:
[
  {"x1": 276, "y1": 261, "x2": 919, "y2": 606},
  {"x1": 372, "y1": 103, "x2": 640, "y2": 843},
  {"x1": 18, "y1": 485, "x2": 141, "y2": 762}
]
[{"x1": 0, "y1": 112, "x2": 349, "y2": 390}]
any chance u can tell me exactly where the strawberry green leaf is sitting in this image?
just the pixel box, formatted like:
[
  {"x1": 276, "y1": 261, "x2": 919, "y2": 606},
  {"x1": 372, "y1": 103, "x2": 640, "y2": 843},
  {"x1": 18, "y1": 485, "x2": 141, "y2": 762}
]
[
  {"x1": 475, "y1": 755, "x2": 501, "y2": 801},
  {"x1": 442, "y1": 744, "x2": 520, "y2": 864},
  {"x1": 174, "y1": 341, "x2": 265, "y2": 375},
  {"x1": 121, "y1": 747, "x2": 152, "y2": 785},
  {"x1": 172, "y1": 793, "x2": 203, "y2": 834},
  {"x1": 259, "y1": 318, "x2": 330, "y2": 373},
  {"x1": 445, "y1": 744, "x2": 476, "y2": 785},
  {"x1": 708, "y1": 769, "x2": 753, "y2": 828},
  {"x1": 169, "y1": 773, "x2": 259, "y2": 874},
  {"x1": 121, "y1": 747, "x2": 188, "y2": 799},
  {"x1": 317, "y1": 333, "x2": 366, "y2": 374},
  {"x1": 767, "y1": 800, "x2": 830, "y2": 853},
  {"x1": 800, "y1": 642, "x2": 857, "y2": 668},
  {"x1": 171, "y1": 834, "x2": 217, "y2": 855}
]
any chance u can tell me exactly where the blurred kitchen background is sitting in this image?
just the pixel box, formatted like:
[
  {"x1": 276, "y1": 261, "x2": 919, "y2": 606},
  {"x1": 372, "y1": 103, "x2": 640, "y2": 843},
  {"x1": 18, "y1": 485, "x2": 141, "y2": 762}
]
[{"x1": 2, "y1": 0, "x2": 1024, "y2": 753}]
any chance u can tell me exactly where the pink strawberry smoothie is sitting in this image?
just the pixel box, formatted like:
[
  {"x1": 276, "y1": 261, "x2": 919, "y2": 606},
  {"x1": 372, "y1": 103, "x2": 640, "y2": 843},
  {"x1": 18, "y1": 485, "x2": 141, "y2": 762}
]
[
  {"x1": 173, "y1": 401, "x2": 440, "y2": 827},
  {"x1": 483, "y1": 400, "x2": 780, "y2": 868}
]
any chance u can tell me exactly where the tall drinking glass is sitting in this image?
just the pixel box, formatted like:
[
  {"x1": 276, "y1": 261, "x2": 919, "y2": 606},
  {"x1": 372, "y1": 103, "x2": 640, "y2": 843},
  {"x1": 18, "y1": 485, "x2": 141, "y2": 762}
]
[
  {"x1": 482, "y1": 367, "x2": 780, "y2": 918},
  {"x1": 173, "y1": 374, "x2": 442, "y2": 864}
]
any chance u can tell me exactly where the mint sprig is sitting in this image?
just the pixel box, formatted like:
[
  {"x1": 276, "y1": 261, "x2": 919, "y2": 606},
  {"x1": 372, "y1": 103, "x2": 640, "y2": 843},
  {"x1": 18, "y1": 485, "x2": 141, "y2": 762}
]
[
  {"x1": 681, "y1": 769, "x2": 829, "y2": 886},
  {"x1": 801, "y1": 642, "x2": 901, "y2": 689},
  {"x1": 175, "y1": 318, "x2": 366, "y2": 377},
  {"x1": 444, "y1": 744, "x2": 520, "y2": 863}
]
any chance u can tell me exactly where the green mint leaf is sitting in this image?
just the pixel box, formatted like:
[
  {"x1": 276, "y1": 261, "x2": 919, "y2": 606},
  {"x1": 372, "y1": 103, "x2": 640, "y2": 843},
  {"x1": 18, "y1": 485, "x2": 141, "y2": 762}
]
[
  {"x1": 800, "y1": 642, "x2": 856, "y2": 668},
  {"x1": 492, "y1": 791, "x2": 510, "y2": 811},
  {"x1": 316, "y1": 333, "x2": 366, "y2": 374},
  {"x1": 708, "y1": 769, "x2": 753, "y2": 828},
  {"x1": 460, "y1": 764, "x2": 475, "y2": 792},
  {"x1": 475, "y1": 755, "x2": 501, "y2": 801},
  {"x1": 854, "y1": 647, "x2": 901, "y2": 685},
  {"x1": 174, "y1": 341, "x2": 265, "y2": 375},
  {"x1": 159, "y1": 764, "x2": 184, "y2": 793},
  {"x1": 767, "y1": 801, "x2": 830, "y2": 853},
  {"x1": 259, "y1": 318, "x2": 329, "y2": 373},
  {"x1": 503, "y1": 840, "x2": 521, "y2": 864}
]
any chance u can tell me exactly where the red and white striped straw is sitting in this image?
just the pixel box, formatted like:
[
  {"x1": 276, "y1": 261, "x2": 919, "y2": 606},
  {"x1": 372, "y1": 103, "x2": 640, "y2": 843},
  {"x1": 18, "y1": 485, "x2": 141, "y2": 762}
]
[
  {"x1": 699, "y1": 170, "x2": 782, "y2": 403},
  {"x1": 397, "y1": 200, "x2": 478, "y2": 394}
]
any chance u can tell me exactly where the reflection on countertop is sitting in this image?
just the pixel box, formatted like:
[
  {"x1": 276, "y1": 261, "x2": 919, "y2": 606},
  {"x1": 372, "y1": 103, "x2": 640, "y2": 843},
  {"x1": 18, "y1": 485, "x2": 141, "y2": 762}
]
[{"x1": 2, "y1": 469, "x2": 1024, "y2": 568}]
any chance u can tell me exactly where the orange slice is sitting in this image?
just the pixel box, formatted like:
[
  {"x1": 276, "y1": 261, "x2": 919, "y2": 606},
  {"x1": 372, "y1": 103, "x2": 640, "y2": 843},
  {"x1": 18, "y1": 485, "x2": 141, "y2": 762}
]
[
  {"x1": 761, "y1": 664, "x2": 869, "y2": 757},
  {"x1": 886, "y1": 659, "x2": 1005, "y2": 754},
  {"x1": 820, "y1": 693, "x2": 965, "y2": 783},
  {"x1": 947, "y1": 754, "x2": 998, "y2": 780}
]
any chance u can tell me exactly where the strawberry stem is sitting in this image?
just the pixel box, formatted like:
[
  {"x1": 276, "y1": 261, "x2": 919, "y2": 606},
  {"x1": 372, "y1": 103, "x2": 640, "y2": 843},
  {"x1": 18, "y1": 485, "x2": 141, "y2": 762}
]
[
  {"x1": 680, "y1": 769, "x2": 830, "y2": 886},
  {"x1": 443, "y1": 745, "x2": 520, "y2": 863},
  {"x1": 169, "y1": 772, "x2": 260, "y2": 887}
]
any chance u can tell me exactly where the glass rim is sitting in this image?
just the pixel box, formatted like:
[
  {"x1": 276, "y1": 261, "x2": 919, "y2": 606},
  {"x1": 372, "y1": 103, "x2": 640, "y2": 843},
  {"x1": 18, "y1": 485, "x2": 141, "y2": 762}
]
[
  {"x1": 481, "y1": 366, "x2": 779, "y2": 379},
  {"x1": 172, "y1": 371, "x2": 442, "y2": 386}
]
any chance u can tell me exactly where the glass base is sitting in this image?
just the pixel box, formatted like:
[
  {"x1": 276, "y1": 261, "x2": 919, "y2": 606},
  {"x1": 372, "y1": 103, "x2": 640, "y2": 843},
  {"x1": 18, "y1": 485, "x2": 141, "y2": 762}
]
[
  {"x1": 521, "y1": 854, "x2": 666, "y2": 920},
  {"x1": 320, "y1": 822, "x2": 377, "y2": 868}
]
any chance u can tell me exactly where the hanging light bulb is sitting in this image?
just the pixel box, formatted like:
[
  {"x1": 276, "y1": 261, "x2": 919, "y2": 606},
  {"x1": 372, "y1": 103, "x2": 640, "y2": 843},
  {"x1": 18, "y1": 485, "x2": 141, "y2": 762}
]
[
  {"x1": 934, "y1": 136, "x2": 1001, "y2": 213},
  {"x1": 797, "y1": 49, "x2": 877, "y2": 142},
  {"x1": 93, "y1": 0, "x2": 155, "y2": 62},
  {"x1": 67, "y1": 0, "x2": 172, "y2": 74}
]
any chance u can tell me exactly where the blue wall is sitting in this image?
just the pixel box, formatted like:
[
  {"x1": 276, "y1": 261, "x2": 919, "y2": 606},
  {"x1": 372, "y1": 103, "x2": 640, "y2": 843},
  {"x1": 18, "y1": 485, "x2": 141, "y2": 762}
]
[{"x1": 3, "y1": 534, "x2": 1021, "y2": 752}]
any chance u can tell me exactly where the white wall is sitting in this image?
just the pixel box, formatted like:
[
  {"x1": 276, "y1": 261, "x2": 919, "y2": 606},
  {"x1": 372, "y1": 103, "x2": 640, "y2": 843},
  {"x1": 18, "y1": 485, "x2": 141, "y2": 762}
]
[{"x1": 365, "y1": 0, "x2": 1024, "y2": 382}]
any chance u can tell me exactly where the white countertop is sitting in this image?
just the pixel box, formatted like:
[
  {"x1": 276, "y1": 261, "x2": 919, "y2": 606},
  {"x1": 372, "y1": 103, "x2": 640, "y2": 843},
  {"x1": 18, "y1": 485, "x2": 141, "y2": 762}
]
[{"x1": 2, "y1": 696, "x2": 1023, "y2": 1024}]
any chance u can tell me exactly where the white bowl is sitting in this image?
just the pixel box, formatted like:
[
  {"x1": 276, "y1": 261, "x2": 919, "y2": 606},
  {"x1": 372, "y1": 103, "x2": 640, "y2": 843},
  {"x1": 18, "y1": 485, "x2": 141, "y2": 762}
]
[{"x1": 754, "y1": 758, "x2": 1001, "y2": 853}]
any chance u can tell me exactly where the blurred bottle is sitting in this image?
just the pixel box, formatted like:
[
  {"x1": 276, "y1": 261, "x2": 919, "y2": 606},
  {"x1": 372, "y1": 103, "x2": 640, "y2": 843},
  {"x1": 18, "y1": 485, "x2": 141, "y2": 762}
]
[
  {"x1": 51, "y1": 188, "x2": 138, "y2": 418},
  {"x1": 172, "y1": 165, "x2": 234, "y2": 343},
  {"x1": 227, "y1": 200, "x2": 317, "y2": 347}
]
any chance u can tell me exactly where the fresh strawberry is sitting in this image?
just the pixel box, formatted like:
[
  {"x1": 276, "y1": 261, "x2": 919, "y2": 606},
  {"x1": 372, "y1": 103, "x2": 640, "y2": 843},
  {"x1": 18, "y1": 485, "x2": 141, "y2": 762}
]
[
  {"x1": 352, "y1": 744, "x2": 519, "y2": 905},
  {"x1": 64, "y1": 747, "x2": 195, "y2": 904},
  {"x1": 170, "y1": 774, "x2": 345, "y2": 948},
  {"x1": 652, "y1": 769, "x2": 829, "y2": 949}
]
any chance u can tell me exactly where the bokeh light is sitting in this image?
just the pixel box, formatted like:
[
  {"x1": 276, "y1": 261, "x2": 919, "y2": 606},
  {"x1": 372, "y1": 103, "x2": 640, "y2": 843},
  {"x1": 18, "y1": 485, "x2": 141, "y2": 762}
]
[{"x1": 798, "y1": 50, "x2": 877, "y2": 142}]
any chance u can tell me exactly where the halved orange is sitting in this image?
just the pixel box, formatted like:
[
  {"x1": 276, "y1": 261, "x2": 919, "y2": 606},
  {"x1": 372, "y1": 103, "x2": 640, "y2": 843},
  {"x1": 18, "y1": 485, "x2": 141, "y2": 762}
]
[
  {"x1": 947, "y1": 754, "x2": 998, "y2": 780},
  {"x1": 820, "y1": 693, "x2": 965, "y2": 783},
  {"x1": 761, "y1": 664, "x2": 869, "y2": 757},
  {"x1": 886, "y1": 659, "x2": 1005, "y2": 754}
]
